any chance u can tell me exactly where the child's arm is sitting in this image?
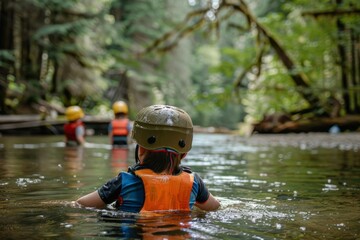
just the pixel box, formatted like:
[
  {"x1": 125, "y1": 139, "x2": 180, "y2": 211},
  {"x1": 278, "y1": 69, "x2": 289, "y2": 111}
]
[
  {"x1": 76, "y1": 190, "x2": 106, "y2": 209},
  {"x1": 76, "y1": 125, "x2": 86, "y2": 145},
  {"x1": 108, "y1": 122, "x2": 113, "y2": 143},
  {"x1": 195, "y1": 193, "x2": 220, "y2": 211}
]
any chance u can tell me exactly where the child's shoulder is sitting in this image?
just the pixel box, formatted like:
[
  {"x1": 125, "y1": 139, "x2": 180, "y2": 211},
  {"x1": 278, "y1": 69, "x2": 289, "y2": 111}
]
[{"x1": 120, "y1": 171, "x2": 142, "y2": 183}]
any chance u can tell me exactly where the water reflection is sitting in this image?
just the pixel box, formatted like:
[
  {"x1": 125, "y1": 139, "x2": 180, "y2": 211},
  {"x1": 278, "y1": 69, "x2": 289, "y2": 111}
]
[
  {"x1": 97, "y1": 211, "x2": 193, "y2": 239},
  {"x1": 110, "y1": 147, "x2": 129, "y2": 174},
  {"x1": 63, "y1": 146, "x2": 84, "y2": 173},
  {"x1": 0, "y1": 134, "x2": 359, "y2": 239}
]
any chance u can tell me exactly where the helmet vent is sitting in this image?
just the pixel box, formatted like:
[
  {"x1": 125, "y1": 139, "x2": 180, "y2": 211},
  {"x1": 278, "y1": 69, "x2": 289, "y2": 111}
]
[
  {"x1": 178, "y1": 139, "x2": 186, "y2": 148},
  {"x1": 147, "y1": 136, "x2": 156, "y2": 144}
]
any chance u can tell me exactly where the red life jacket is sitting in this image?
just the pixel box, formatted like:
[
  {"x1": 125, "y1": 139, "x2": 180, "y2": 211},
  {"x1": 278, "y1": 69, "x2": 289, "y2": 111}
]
[
  {"x1": 64, "y1": 121, "x2": 84, "y2": 142},
  {"x1": 134, "y1": 169, "x2": 194, "y2": 212},
  {"x1": 111, "y1": 119, "x2": 129, "y2": 136}
]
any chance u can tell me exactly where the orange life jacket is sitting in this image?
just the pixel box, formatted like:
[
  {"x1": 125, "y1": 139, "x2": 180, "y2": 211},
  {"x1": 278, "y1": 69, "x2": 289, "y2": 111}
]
[
  {"x1": 111, "y1": 119, "x2": 129, "y2": 136},
  {"x1": 134, "y1": 169, "x2": 194, "y2": 212}
]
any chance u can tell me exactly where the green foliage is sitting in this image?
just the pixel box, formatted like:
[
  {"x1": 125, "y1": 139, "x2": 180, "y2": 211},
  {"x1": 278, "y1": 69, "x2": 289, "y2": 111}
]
[
  {"x1": 8, "y1": 76, "x2": 26, "y2": 94},
  {"x1": 187, "y1": 42, "x2": 246, "y2": 128},
  {"x1": 3, "y1": 0, "x2": 360, "y2": 128},
  {"x1": 33, "y1": 20, "x2": 89, "y2": 40},
  {"x1": 0, "y1": 50, "x2": 15, "y2": 68},
  {"x1": 208, "y1": 0, "x2": 360, "y2": 121},
  {"x1": 27, "y1": 0, "x2": 81, "y2": 11}
]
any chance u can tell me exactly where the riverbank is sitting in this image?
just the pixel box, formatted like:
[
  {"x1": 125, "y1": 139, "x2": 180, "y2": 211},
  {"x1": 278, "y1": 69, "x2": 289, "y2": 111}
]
[
  {"x1": 0, "y1": 115, "x2": 110, "y2": 135},
  {"x1": 242, "y1": 132, "x2": 360, "y2": 150},
  {"x1": 0, "y1": 115, "x2": 235, "y2": 136},
  {"x1": 1, "y1": 114, "x2": 359, "y2": 136},
  {"x1": 252, "y1": 115, "x2": 360, "y2": 133}
]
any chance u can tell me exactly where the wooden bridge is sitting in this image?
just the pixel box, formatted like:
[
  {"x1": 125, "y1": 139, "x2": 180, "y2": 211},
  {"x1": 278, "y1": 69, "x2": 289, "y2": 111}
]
[{"x1": 0, "y1": 115, "x2": 111, "y2": 136}]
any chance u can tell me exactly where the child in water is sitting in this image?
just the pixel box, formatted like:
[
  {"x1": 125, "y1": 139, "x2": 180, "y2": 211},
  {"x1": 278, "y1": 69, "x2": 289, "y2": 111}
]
[
  {"x1": 108, "y1": 101, "x2": 132, "y2": 146},
  {"x1": 76, "y1": 105, "x2": 220, "y2": 212},
  {"x1": 64, "y1": 106, "x2": 86, "y2": 146}
]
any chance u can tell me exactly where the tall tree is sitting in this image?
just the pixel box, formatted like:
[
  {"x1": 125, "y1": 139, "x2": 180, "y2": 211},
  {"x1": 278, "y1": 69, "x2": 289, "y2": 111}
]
[
  {"x1": 0, "y1": 0, "x2": 113, "y2": 113},
  {"x1": 0, "y1": 0, "x2": 14, "y2": 113},
  {"x1": 302, "y1": 0, "x2": 360, "y2": 115}
]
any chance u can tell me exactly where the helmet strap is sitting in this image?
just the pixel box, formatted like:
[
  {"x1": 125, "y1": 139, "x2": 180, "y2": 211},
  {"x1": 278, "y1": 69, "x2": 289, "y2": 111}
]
[{"x1": 135, "y1": 144, "x2": 140, "y2": 164}]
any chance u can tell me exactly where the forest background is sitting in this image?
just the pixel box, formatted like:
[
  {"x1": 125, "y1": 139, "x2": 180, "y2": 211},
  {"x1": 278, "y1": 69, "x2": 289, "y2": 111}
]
[{"x1": 0, "y1": 0, "x2": 359, "y2": 132}]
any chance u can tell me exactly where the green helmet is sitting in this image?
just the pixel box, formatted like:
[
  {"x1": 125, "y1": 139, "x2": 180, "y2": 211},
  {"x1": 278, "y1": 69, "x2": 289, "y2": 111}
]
[{"x1": 131, "y1": 105, "x2": 193, "y2": 153}]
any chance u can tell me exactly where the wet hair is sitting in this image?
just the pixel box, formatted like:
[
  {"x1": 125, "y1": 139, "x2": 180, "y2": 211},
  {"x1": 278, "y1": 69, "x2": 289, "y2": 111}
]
[{"x1": 141, "y1": 148, "x2": 182, "y2": 175}]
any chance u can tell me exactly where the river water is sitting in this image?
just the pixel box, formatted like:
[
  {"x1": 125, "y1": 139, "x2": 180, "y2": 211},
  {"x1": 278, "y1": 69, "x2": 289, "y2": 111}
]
[{"x1": 0, "y1": 133, "x2": 359, "y2": 239}]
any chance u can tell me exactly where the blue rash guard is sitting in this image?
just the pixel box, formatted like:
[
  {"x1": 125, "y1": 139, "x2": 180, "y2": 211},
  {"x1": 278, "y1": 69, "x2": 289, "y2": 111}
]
[{"x1": 98, "y1": 167, "x2": 210, "y2": 213}]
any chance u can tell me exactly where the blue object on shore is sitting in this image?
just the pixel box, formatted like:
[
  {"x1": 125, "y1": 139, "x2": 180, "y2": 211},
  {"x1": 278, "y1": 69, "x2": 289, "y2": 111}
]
[{"x1": 329, "y1": 125, "x2": 340, "y2": 134}]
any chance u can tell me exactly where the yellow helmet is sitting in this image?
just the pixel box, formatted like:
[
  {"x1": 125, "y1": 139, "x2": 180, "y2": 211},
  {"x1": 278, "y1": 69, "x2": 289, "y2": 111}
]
[
  {"x1": 112, "y1": 101, "x2": 128, "y2": 114},
  {"x1": 65, "y1": 106, "x2": 84, "y2": 121},
  {"x1": 131, "y1": 105, "x2": 193, "y2": 153}
]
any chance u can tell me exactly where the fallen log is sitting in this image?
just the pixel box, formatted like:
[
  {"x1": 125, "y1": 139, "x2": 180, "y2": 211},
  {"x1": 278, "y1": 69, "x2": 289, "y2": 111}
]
[{"x1": 253, "y1": 115, "x2": 360, "y2": 133}]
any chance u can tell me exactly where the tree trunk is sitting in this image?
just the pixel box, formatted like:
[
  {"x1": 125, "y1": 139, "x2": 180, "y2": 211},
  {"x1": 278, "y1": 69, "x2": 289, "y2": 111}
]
[
  {"x1": 350, "y1": 28, "x2": 360, "y2": 113},
  {"x1": 0, "y1": 0, "x2": 14, "y2": 114},
  {"x1": 337, "y1": 18, "x2": 351, "y2": 114},
  {"x1": 51, "y1": 60, "x2": 58, "y2": 94},
  {"x1": 20, "y1": 4, "x2": 44, "y2": 102},
  {"x1": 357, "y1": 33, "x2": 360, "y2": 111}
]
